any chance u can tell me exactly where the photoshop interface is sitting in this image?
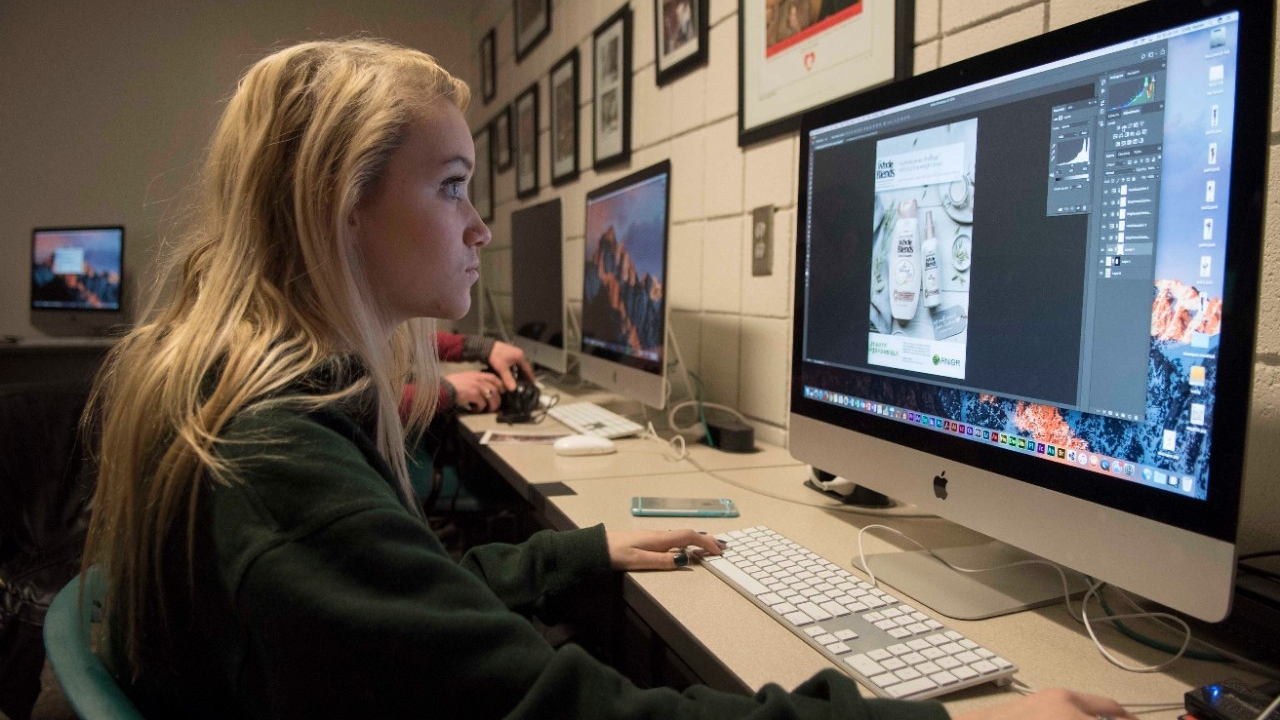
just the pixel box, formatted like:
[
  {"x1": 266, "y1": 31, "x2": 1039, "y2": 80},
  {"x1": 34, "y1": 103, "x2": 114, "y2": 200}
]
[{"x1": 800, "y1": 12, "x2": 1238, "y2": 499}]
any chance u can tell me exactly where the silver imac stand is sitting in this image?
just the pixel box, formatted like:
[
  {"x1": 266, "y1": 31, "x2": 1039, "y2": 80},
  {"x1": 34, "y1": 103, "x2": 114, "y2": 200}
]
[{"x1": 483, "y1": 286, "x2": 511, "y2": 343}]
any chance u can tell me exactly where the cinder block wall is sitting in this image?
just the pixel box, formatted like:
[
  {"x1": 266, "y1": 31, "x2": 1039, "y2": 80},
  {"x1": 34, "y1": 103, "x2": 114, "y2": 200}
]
[{"x1": 467, "y1": 0, "x2": 1279, "y2": 546}]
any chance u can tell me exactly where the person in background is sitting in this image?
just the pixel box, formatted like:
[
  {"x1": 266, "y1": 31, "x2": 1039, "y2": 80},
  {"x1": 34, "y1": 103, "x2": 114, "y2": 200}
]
[
  {"x1": 80, "y1": 37, "x2": 1134, "y2": 720},
  {"x1": 434, "y1": 331, "x2": 535, "y2": 413}
]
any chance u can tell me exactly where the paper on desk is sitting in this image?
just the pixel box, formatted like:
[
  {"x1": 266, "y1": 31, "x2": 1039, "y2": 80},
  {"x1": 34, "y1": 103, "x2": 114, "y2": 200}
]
[{"x1": 480, "y1": 430, "x2": 572, "y2": 445}]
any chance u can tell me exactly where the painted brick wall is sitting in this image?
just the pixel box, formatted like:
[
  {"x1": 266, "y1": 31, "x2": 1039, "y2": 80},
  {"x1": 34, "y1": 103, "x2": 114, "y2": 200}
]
[{"x1": 466, "y1": 0, "x2": 1279, "y2": 547}]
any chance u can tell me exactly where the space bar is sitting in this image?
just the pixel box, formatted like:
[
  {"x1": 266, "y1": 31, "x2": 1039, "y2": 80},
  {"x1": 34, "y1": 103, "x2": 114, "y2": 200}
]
[{"x1": 704, "y1": 557, "x2": 770, "y2": 595}]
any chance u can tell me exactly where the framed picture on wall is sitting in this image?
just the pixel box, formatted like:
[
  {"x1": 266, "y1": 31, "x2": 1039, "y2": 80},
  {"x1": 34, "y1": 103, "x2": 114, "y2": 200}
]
[
  {"x1": 654, "y1": 0, "x2": 708, "y2": 85},
  {"x1": 738, "y1": 0, "x2": 913, "y2": 146},
  {"x1": 515, "y1": 83, "x2": 540, "y2": 198},
  {"x1": 592, "y1": 6, "x2": 632, "y2": 169},
  {"x1": 494, "y1": 105, "x2": 513, "y2": 171},
  {"x1": 514, "y1": 0, "x2": 551, "y2": 62},
  {"x1": 549, "y1": 48, "x2": 580, "y2": 186},
  {"x1": 473, "y1": 124, "x2": 494, "y2": 221},
  {"x1": 480, "y1": 28, "x2": 497, "y2": 104}
]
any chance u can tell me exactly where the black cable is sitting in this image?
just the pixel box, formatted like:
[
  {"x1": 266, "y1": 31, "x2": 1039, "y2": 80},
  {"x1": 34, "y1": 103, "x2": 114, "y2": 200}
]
[
  {"x1": 1239, "y1": 563, "x2": 1280, "y2": 584},
  {"x1": 1240, "y1": 550, "x2": 1280, "y2": 561}
]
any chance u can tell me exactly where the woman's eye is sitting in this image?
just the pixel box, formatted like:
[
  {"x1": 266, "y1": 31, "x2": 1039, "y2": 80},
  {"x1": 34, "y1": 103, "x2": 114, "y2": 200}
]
[{"x1": 445, "y1": 179, "x2": 468, "y2": 200}]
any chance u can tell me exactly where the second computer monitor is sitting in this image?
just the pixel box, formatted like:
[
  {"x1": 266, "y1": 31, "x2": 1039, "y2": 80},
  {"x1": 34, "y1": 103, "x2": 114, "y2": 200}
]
[
  {"x1": 511, "y1": 198, "x2": 568, "y2": 373},
  {"x1": 580, "y1": 160, "x2": 671, "y2": 408}
]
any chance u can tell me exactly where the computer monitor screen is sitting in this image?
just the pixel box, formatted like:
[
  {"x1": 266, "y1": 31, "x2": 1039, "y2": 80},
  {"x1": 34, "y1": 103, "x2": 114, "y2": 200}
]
[
  {"x1": 511, "y1": 198, "x2": 568, "y2": 374},
  {"x1": 30, "y1": 226, "x2": 126, "y2": 336},
  {"x1": 791, "y1": 0, "x2": 1269, "y2": 622},
  {"x1": 580, "y1": 160, "x2": 671, "y2": 408}
]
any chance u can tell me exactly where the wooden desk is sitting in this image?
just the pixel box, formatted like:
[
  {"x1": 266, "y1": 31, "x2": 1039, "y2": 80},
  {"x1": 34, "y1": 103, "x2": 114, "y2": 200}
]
[
  {"x1": 0, "y1": 336, "x2": 116, "y2": 385},
  {"x1": 452, "y1": 385, "x2": 1262, "y2": 717},
  {"x1": 540, "y1": 467, "x2": 1255, "y2": 717}
]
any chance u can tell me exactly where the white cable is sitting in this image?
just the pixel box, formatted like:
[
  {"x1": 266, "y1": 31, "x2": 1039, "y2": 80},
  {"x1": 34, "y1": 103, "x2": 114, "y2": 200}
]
[
  {"x1": 852, "y1": 524, "x2": 1202, "y2": 674},
  {"x1": 1082, "y1": 580, "x2": 1195, "y2": 673},
  {"x1": 1011, "y1": 679, "x2": 1188, "y2": 714},
  {"x1": 680, "y1": 456, "x2": 938, "y2": 518},
  {"x1": 1253, "y1": 691, "x2": 1280, "y2": 720},
  {"x1": 854, "y1": 524, "x2": 1079, "y2": 615},
  {"x1": 1109, "y1": 585, "x2": 1280, "y2": 681},
  {"x1": 642, "y1": 421, "x2": 687, "y2": 461},
  {"x1": 666, "y1": 399, "x2": 747, "y2": 435}
]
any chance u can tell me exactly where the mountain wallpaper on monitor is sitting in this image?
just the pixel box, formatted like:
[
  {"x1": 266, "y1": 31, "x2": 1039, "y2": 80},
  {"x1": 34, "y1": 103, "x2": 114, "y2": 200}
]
[{"x1": 583, "y1": 225, "x2": 664, "y2": 357}]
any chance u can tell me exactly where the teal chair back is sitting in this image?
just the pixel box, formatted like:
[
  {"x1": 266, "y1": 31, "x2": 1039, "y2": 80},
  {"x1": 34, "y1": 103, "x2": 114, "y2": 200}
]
[{"x1": 43, "y1": 566, "x2": 145, "y2": 719}]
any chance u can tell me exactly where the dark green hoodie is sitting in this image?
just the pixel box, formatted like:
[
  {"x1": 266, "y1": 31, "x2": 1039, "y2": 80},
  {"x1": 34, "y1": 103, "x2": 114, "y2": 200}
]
[{"x1": 112, "y1": 397, "x2": 949, "y2": 720}]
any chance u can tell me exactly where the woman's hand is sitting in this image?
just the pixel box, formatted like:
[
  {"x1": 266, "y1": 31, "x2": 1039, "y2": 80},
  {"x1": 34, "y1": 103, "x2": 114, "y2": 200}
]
[
  {"x1": 952, "y1": 688, "x2": 1134, "y2": 720},
  {"x1": 445, "y1": 371, "x2": 506, "y2": 412},
  {"x1": 487, "y1": 341, "x2": 536, "y2": 392},
  {"x1": 606, "y1": 529, "x2": 726, "y2": 571}
]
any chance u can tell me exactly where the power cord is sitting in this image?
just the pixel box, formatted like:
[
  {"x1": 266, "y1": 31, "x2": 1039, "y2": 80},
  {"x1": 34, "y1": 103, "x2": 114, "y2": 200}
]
[
  {"x1": 1102, "y1": 584, "x2": 1280, "y2": 680},
  {"x1": 850, "y1": 524, "x2": 1280, "y2": 682},
  {"x1": 640, "y1": 421, "x2": 688, "y2": 461},
  {"x1": 1254, "y1": 692, "x2": 1280, "y2": 720},
  {"x1": 681, "y1": 456, "x2": 938, "y2": 518}
]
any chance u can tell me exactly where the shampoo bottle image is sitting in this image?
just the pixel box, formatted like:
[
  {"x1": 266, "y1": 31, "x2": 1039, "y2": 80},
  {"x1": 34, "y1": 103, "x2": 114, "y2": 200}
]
[
  {"x1": 890, "y1": 199, "x2": 920, "y2": 320},
  {"x1": 921, "y1": 210, "x2": 941, "y2": 309}
]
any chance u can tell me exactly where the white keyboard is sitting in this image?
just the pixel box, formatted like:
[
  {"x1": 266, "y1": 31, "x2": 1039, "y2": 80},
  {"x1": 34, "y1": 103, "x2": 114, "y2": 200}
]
[
  {"x1": 701, "y1": 526, "x2": 1017, "y2": 700},
  {"x1": 547, "y1": 401, "x2": 644, "y2": 439}
]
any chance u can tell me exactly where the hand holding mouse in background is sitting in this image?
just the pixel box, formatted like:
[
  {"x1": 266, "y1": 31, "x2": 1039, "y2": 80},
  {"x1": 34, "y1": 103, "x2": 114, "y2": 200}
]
[
  {"x1": 486, "y1": 340, "x2": 535, "y2": 393},
  {"x1": 443, "y1": 371, "x2": 506, "y2": 412}
]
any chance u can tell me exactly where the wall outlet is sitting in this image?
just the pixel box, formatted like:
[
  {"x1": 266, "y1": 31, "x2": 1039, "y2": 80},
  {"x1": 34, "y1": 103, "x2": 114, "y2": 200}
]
[{"x1": 751, "y1": 205, "x2": 774, "y2": 276}]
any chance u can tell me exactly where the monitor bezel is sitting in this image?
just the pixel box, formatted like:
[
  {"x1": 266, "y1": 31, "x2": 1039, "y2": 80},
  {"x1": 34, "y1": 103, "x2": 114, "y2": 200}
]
[
  {"x1": 511, "y1": 198, "x2": 569, "y2": 374},
  {"x1": 791, "y1": 0, "x2": 1269, "y2": 548},
  {"x1": 579, "y1": 159, "x2": 672, "y2": 409}
]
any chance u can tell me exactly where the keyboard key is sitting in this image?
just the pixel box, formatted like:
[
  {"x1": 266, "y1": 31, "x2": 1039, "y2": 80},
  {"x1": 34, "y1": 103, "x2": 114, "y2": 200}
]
[
  {"x1": 886, "y1": 677, "x2": 940, "y2": 698},
  {"x1": 784, "y1": 611, "x2": 815, "y2": 626},
  {"x1": 846, "y1": 654, "x2": 886, "y2": 677},
  {"x1": 704, "y1": 557, "x2": 769, "y2": 595}
]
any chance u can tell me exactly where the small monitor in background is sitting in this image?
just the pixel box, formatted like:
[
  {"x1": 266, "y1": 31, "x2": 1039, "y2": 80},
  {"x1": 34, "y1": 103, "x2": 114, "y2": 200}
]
[
  {"x1": 511, "y1": 198, "x2": 567, "y2": 374},
  {"x1": 580, "y1": 160, "x2": 671, "y2": 409},
  {"x1": 30, "y1": 226, "x2": 126, "y2": 337}
]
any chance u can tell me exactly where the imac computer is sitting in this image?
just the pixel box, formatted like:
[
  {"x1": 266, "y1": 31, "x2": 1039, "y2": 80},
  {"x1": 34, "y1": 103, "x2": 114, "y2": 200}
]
[
  {"x1": 790, "y1": 0, "x2": 1271, "y2": 622},
  {"x1": 580, "y1": 160, "x2": 671, "y2": 409},
  {"x1": 511, "y1": 198, "x2": 568, "y2": 374},
  {"x1": 30, "y1": 226, "x2": 126, "y2": 337}
]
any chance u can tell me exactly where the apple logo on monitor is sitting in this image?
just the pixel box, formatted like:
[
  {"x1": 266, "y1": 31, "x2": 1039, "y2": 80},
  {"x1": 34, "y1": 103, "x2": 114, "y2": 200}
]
[{"x1": 932, "y1": 471, "x2": 948, "y2": 500}]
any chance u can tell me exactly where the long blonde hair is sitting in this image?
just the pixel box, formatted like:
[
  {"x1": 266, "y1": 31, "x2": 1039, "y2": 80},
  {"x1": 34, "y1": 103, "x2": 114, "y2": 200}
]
[{"x1": 82, "y1": 38, "x2": 471, "y2": 671}]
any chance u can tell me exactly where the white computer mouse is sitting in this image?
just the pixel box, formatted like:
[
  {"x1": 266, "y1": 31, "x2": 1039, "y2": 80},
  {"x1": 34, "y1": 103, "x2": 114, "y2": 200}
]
[{"x1": 553, "y1": 434, "x2": 617, "y2": 456}]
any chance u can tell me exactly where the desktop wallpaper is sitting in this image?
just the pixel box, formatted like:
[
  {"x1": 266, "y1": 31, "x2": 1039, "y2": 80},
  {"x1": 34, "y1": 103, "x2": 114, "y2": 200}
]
[
  {"x1": 31, "y1": 229, "x2": 123, "y2": 310},
  {"x1": 582, "y1": 175, "x2": 668, "y2": 365}
]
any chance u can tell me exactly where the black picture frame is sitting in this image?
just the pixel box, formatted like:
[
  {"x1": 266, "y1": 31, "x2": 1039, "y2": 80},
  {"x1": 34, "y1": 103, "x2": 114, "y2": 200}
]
[
  {"x1": 480, "y1": 28, "x2": 497, "y2": 104},
  {"x1": 592, "y1": 5, "x2": 632, "y2": 170},
  {"x1": 514, "y1": 0, "x2": 551, "y2": 63},
  {"x1": 494, "y1": 105, "x2": 513, "y2": 171},
  {"x1": 473, "y1": 124, "x2": 494, "y2": 222},
  {"x1": 549, "y1": 48, "x2": 580, "y2": 186},
  {"x1": 654, "y1": 0, "x2": 708, "y2": 86},
  {"x1": 738, "y1": 0, "x2": 914, "y2": 147},
  {"x1": 514, "y1": 83, "x2": 540, "y2": 199}
]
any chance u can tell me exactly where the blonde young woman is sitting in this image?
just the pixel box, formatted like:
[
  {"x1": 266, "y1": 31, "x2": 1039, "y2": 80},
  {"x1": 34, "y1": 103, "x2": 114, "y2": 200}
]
[{"x1": 83, "y1": 38, "x2": 1133, "y2": 720}]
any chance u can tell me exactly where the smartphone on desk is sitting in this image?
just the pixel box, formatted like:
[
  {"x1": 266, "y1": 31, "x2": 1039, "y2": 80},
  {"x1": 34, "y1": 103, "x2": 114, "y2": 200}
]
[{"x1": 630, "y1": 497, "x2": 739, "y2": 517}]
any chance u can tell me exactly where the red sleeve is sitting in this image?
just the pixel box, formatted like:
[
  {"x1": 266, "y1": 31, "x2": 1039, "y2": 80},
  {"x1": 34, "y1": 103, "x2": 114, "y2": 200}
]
[
  {"x1": 399, "y1": 384, "x2": 454, "y2": 425},
  {"x1": 435, "y1": 331, "x2": 465, "y2": 362}
]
